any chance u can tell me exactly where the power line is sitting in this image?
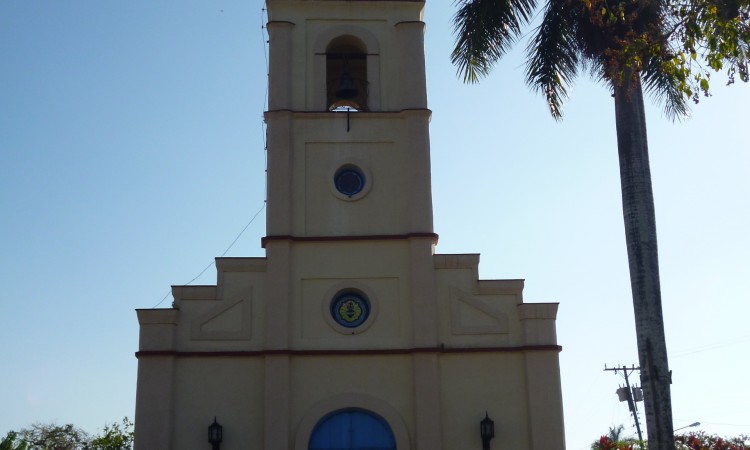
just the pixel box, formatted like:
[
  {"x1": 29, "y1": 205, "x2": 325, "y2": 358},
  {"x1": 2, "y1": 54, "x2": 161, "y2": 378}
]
[
  {"x1": 671, "y1": 334, "x2": 750, "y2": 358},
  {"x1": 150, "y1": 7, "x2": 271, "y2": 310},
  {"x1": 151, "y1": 203, "x2": 266, "y2": 308}
]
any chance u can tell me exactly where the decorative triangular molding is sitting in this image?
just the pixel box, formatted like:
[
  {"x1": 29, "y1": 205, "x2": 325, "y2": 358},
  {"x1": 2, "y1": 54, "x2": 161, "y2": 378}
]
[
  {"x1": 190, "y1": 288, "x2": 253, "y2": 341},
  {"x1": 450, "y1": 288, "x2": 509, "y2": 335}
]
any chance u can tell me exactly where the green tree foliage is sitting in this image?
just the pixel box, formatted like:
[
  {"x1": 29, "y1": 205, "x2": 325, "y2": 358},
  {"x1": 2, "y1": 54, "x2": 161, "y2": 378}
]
[
  {"x1": 1, "y1": 432, "x2": 29, "y2": 450},
  {"x1": 19, "y1": 424, "x2": 88, "y2": 450},
  {"x1": 576, "y1": 0, "x2": 750, "y2": 108},
  {"x1": 86, "y1": 418, "x2": 134, "y2": 450},
  {"x1": 667, "y1": 0, "x2": 750, "y2": 100},
  {"x1": 4, "y1": 419, "x2": 133, "y2": 450},
  {"x1": 452, "y1": 0, "x2": 748, "y2": 118},
  {"x1": 608, "y1": 424, "x2": 628, "y2": 443}
]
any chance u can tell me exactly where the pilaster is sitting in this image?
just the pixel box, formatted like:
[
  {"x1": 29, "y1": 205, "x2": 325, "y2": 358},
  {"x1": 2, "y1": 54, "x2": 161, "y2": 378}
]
[
  {"x1": 519, "y1": 303, "x2": 565, "y2": 449},
  {"x1": 413, "y1": 353, "x2": 443, "y2": 450},
  {"x1": 267, "y1": 21, "x2": 295, "y2": 111},
  {"x1": 265, "y1": 110, "x2": 294, "y2": 236},
  {"x1": 264, "y1": 355, "x2": 291, "y2": 450},
  {"x1": 403, "y1": 109, "x2": 434, "y2": 233},
  {"x1": 265, "y1": 240, "x2": 292, "y2": 349},
  {"x1": 133, "y1": 309, "x2": 178, "y2": 450},
  {"x1": 393, "y1": 21, "x2": 427, "y2": 110}
]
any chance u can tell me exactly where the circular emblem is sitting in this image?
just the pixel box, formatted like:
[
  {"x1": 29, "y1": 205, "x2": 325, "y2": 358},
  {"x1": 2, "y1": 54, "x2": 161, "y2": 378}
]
[
  {"x1": 331, "y1": 292, "x2": 370, "y2": 328},
  {"x1": 334, "y1": 167, "x2": 365, "y2": 197}
]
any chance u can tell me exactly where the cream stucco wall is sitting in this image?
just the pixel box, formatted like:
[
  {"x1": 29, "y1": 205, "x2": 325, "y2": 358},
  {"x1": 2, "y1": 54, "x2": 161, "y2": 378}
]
[
  {"x1": 135, "y1": 250, "x2": 565, "y2": 450},
  {"x1": 134, "y1": 1, "x2": 565, "y2": 449}
]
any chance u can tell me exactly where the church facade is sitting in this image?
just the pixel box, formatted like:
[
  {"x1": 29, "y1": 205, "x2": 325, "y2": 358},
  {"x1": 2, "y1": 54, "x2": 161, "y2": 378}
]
[{"x1": 133, "y1": 1, "x2": 566, "y2": 449}]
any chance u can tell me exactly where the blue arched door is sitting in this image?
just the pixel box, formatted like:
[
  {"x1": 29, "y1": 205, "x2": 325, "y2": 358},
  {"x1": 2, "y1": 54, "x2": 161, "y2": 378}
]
[{"x1": 309, "y1": 409, "x2": 397, "y2": 450}]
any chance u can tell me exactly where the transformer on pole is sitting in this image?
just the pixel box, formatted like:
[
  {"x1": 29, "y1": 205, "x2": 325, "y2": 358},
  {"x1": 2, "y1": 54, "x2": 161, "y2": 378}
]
[{"x1": 605, "y1": 364, "x2": 644, "y2": 442}]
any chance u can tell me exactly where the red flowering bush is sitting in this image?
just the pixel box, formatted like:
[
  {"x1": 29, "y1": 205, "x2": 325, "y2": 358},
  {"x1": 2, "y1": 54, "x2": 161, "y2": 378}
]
[
  {"x1": 593, "y1": 436, "x2": 637, "y2": 450},
  {"x1": 675, "y1": 432, "x2": 750, "y2": 450},
  {"x1": 591, "y1": 431, "x2": 749, "y2": 450}
]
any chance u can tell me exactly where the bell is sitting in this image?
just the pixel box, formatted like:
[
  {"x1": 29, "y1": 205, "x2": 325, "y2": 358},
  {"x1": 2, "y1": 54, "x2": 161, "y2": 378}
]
[{"x1": 335, "y1": 71, "x2": 358, "y2": 99}]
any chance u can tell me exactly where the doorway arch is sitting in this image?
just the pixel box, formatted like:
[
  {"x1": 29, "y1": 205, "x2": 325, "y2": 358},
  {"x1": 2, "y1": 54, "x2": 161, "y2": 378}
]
[
  {"x1": 309, "y1": 409, "x2": 396, "y2": 450},
  {"x1": 294, "y1": 394, "x2": 410, "y2": 450}
]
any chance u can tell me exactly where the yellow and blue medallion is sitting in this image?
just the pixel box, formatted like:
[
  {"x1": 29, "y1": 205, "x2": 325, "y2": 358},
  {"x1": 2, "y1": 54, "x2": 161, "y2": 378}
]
[{"x1": 331, "y1": 292, "x2": 370, "y2": 328}]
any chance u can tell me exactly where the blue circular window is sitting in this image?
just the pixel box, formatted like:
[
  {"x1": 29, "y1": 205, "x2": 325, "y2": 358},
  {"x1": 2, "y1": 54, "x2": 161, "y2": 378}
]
[
  {"x1": 331, "y1": 292, "x2": 370, "y2": 328},
  {"x1": 334, "y1": 167, "x2": 365, "y2": 197}
]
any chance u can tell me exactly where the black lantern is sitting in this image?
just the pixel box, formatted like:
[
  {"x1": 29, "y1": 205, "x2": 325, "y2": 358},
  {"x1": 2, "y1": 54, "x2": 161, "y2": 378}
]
[
  {"x1": 208, "y1": 417, "x2": 223, "y2": 450},
  {"x1": 480, "y1": 412, "x2": 495, "y2": 450}
]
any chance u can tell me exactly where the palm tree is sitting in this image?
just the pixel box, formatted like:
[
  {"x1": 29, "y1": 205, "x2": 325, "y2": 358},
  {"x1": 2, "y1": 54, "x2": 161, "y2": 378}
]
[
  {"x1": 608, "y1": 425, "x2": 627, "y2": 443},
  {"x1": 451, "y1": 0, "x2": 692, "y2": 449}
]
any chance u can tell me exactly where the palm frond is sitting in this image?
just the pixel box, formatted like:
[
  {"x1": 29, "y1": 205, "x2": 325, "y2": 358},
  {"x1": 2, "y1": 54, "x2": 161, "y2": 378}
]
[
  {"x1": 525, "y1": 0, "x2": 580, "y2": 119},
  {"x1": 580, "y1": 55, "x2": 607, "y2": 85},
  {"x1": 451, "y1": 0, "x2": 539, "y2": 83},
  {"x1": 641, "y1": 57, "x2": 690, "y2": 121}
]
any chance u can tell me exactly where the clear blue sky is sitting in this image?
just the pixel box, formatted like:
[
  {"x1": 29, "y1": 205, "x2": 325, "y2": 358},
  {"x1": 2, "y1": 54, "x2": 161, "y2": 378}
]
[{"x1": 1, "y1": 1, "x2": 748, "y2": 449}]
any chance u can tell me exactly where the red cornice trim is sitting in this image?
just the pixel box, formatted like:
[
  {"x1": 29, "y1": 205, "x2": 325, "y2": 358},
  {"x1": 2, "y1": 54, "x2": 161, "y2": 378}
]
[
  {"x1": 264, "y1": 108, "x2": 431, "y2": 114},
  {"x1": 135, "y1": 345, "x2": 562, "y2": 359},
  {"x1": 261, "y1": 233, "x2": 439, "y2": 248}
]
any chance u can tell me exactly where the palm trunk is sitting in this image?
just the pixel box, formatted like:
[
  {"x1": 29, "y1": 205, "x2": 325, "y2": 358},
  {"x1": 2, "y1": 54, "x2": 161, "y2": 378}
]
[{"x1": 613, "y1": 75, "x2": 674, "y2": 450}]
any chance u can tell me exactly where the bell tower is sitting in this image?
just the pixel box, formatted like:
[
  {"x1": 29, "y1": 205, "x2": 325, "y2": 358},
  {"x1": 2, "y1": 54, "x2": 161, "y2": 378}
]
[
  {"x1": 264, "y1": 0, "x2": 434, "y2": 240},
  {"x1": 133, "y1": 1, "x2": 566, "y2": 449}
]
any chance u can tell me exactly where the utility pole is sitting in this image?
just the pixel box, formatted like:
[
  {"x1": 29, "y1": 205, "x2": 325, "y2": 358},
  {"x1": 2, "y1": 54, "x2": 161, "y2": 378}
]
[{"x1": 605, "y1": 364, "x2": 644, "y2": 443}]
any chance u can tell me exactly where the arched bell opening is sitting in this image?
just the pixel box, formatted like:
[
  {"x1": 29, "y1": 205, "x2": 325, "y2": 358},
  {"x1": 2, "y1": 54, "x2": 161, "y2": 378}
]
[{"x1": 326, "y1": 36, "x2": 368, "y2": 111}]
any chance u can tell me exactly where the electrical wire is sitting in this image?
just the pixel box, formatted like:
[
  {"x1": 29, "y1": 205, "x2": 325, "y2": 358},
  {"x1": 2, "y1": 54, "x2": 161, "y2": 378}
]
[
  {"x1": 151, "y1": 7, "x2": 272, "y2": 309},
  {"x1": 261, "y1": 5, "x2": 270, "y2": 202},
  {"x1": 151, "y1": 202, "x2": 266, "y2": 308},
  {"x1": 672, "y1": 334, "x2": 750, "y2": 358}
]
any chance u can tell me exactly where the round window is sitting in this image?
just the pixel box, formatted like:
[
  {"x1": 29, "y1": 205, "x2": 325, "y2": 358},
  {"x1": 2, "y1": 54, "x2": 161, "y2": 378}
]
[
  {"x1": 330, "y1": 291, "x2": 370, "y2": 328},
  {"x1": 334, "y1": 167, "x2": 365, "y2": 197}
]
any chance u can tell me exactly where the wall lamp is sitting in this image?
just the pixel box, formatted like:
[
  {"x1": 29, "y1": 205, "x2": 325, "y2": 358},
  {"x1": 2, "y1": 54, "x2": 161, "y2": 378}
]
[
  {"x1": 480, "y1": 412, "x2": 495, "y2": 450},
  {"x1": 208, "y1": 417, "x2": 223, "y2": 450}
]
